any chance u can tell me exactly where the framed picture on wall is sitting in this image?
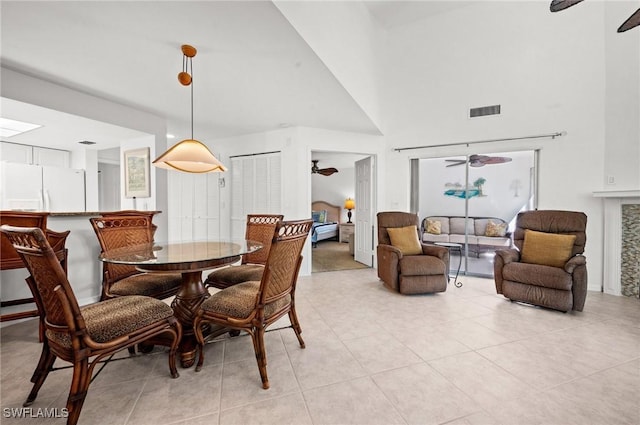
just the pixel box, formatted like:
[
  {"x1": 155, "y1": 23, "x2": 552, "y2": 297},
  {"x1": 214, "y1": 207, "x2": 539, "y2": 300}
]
[{"x1": 124, "y1": 147, "x2": 151, "y2": 198}]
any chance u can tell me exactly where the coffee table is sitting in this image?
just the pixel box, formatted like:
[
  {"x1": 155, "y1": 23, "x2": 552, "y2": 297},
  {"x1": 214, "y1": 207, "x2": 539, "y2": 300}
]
[{"x1": 434, "y1": 242, "x2": 463, "y2": 287}]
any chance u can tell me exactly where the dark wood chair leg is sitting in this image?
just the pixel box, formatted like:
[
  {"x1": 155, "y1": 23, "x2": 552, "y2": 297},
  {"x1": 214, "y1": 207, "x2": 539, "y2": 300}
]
[
  {"x1": 66, "y1": 360, "x2": 91, "y2": 425},
  {"x1": 193, "y1": 317, "x2": 206, "y2": 372},
  {"x1": 288, "y1": 309, "x2": 305, "y2": 348},
  {"x1": 251, "y1": 327, "x2": 269, "y2": 389},
  {"x1": 24, "y1": 341, "x2": 56, "y2": 406}
]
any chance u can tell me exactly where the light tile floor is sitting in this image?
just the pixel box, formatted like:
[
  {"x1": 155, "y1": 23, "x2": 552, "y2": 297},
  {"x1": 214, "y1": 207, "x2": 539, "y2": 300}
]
[{"x1": 1, "y1": 269, "x2": 639, "y2": 425}]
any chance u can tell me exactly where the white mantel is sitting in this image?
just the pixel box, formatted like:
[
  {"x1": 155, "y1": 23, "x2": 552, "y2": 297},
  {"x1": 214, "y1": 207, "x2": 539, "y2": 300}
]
[
  {"x1": 593, "y1": 190, "x2": 640, "y2": 296},
  {"x1": 593, "y1": 190, "x2": 640, "y2": 198}
]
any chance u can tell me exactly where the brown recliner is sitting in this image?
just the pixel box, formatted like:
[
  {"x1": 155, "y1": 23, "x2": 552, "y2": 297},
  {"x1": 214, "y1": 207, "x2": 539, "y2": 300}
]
[
  {"x1": 377, "y1": 212, "x2": 449, "y2": 295},
  {"x1": 494, "y1": 210, "x2": 587, "y2": 312}
]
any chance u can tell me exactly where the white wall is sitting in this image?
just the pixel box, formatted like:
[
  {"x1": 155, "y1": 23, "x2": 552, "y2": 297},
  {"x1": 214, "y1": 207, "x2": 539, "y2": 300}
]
[
  {"x1": 275, "y1": 0, "x2": 385, "y2": 132},
  {"x1": 604, "y1": 1, "x2": 640, "y2": 190},
  {"x1": 312, "y1": 166, "x2": 356, "y2": 223},
  {"x1": 380, "y1": 1, "x2": 640, "y2": 292},
  {"x1": 208, "y1": 126, "x2": 384, "y2": 275}
]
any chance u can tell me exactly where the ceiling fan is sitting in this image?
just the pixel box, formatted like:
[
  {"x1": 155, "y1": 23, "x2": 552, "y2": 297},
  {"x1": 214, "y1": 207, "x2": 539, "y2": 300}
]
[
  {"x1": 445, "y1": 154, "x2": 513, "y2": 168},
  {"x1": 550, "y1": 0, "x2": 640, "y2": 33},
  {"x1": 311, "y1": 160, "x2": 339, "y2": 176}
]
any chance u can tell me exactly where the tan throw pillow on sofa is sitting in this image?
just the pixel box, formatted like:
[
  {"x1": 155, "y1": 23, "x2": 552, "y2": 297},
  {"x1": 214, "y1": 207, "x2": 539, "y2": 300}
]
[
  {"x1": 485, "y1": 220, "x2": 507, "y2": 237},
  {"x1": 521, "y1": 229, "x2": 576, "y2": 268},
  {"x1": 426, "y1": 219, "x2": 441, "y2": 235},
  {"x1": 387, "y1": 225, "x2": 423, "y2": 255}
]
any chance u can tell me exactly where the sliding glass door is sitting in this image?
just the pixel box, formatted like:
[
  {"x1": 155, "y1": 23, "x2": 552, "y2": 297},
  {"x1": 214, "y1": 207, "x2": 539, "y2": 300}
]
[{"x1": 417, "y1": 150, "x2": 536, "y2": 278}]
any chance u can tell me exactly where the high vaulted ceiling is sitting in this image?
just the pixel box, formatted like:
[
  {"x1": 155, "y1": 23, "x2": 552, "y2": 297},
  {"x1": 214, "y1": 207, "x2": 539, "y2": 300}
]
[{"x1": 0, "y1": 1, "x2": 473, "y2": 152}]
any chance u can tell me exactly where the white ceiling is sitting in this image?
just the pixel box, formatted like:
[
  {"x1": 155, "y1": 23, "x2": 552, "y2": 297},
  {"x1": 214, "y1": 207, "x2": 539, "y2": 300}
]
[
  {"x1": 365, "y1": 1, "x2": 476, "y2": 28},
  {"x1": 0, "y1": 1, "x2": 473, "y2": 152}
]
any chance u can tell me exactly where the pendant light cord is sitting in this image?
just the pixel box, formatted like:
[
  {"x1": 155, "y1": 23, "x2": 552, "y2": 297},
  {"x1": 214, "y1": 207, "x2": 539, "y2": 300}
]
[{"x1": 185, "y1": 53, "x2": 194, "y2": 140}]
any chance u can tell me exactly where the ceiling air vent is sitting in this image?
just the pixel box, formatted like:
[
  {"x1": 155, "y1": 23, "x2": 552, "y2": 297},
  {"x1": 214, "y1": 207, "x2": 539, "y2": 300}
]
[
  {"x1": 78, "y1": 140, "x2": 96, "y2": 145},
  {"x1": 469, "y1": 104, "x2": 501, "y2": 118}
]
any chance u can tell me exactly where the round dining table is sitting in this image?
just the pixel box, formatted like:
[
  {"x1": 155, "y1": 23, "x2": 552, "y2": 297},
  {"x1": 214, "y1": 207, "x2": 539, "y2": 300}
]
[{"x1": 100, "y1": 240, "x2": 262, "y2": 367}]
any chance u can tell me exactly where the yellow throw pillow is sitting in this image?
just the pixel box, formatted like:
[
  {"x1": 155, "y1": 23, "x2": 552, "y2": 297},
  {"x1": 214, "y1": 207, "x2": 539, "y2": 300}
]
[
  {"x1": 485, "y1": 220, "x2": 507, "y2": 237},
  {"x1": 426, "y1": 219, "x2": 441, "y2": 235},
  {"x1": 387, "y1": 225, "x2": 423, "y2": 255},
  {"x1": 521, "y1": 230, "x2": 576, "y2": 268}
]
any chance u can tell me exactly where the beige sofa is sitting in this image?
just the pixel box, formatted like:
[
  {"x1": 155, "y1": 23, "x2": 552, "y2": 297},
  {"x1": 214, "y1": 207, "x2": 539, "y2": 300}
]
[{"x1": 421, "y1": 216, "x2": 511, "y2": 256}]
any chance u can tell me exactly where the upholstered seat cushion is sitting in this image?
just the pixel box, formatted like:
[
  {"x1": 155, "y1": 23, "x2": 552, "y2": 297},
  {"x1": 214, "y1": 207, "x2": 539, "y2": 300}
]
[
  {"x1": 110, "y1": 272, "x2": 182, "y2": 296},
  {"x1": 47, "y1": 295, "x2": 175, "y2": 348},
  {"x1": 503, "y1": 262, "x2": 572, "y2": 291},
  {"x1": 400, "y1": 255, "x2": 446, "y2": 276},
  {"x1": 205, "y1": 264, "x2": 265, "y2": 289},
  {"x1": 200, "y1": 281, "x2": 290, "y2": 319}
]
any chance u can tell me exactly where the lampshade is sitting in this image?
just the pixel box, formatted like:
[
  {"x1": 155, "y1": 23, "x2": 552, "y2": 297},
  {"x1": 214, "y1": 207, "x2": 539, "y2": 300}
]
[
  {"x1": 344, "y1": 198, "x2": 355, "y2": 210},
  {"x1": 153, "y1": 139, "x2": 227, "y2": 173},
  {"x1": 153, "y1": 44, "x2": 226, "y2": 173}
]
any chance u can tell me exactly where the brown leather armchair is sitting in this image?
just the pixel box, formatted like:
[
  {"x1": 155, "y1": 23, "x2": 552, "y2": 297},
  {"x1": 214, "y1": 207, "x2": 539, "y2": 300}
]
[
  {"x1": 377, "y1": 212, "x2": 449, "y2": 295},
  {"x1": 494, "y1": 210, "x2": 587, "y2": 312}
]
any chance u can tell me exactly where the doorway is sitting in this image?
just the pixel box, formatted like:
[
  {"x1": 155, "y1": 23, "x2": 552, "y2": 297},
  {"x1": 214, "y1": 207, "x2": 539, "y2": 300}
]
[
  {"x1": 311, "y1": 151, "x2": 372, "y2": 273},
  {"x1": 416, "y1": 150, "x2": 536, "y2": 278}
]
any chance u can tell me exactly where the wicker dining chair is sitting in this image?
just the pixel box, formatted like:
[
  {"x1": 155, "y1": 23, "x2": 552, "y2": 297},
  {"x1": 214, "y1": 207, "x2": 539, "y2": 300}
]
[
  {"x1": 194, "y1": 219, "x2": 312, "y2": 389},
  {"x1": 0, "y1": 225, "x2": 182, "y2": 425},
  {"x1": 90, "y1": 215, "x2": 182, "y2": 300},
  {"x1": 204, "y1": 214, "x2": 284, "y2": 290}
]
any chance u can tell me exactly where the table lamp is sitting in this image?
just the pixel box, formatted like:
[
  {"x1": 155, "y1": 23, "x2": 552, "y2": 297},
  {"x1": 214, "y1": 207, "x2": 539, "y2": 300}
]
[{"x1": 344, "y1": 198, "x2": 355, "y2": 223}]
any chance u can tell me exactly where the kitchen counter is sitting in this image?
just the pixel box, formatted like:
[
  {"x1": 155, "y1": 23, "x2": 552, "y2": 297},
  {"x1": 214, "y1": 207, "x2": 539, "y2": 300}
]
[
  {"x1": 1, "y1": 210, "x2": 163, "y2": 322},
  {"x1": 49, "y1": 210, "x2": 161, "y2": 217}
]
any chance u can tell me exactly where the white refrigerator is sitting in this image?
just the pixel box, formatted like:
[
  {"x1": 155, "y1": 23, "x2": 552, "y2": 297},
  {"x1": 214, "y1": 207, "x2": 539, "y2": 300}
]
[{"x1": 1, "y1": 162, "x2": 86, "y2": 212}]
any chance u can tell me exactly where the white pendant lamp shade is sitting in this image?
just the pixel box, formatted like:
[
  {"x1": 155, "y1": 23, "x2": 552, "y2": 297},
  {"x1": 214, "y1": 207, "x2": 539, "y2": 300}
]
[
  {"x1": 153, "y1": 139, "x2": 227, "y2": 173},
  {"x1": 153, "y1": 44, "x2": 226, "y2": 174}
]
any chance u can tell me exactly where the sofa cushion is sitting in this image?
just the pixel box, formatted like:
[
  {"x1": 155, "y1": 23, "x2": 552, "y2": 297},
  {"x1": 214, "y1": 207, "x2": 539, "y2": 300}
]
[
  {"x1": 485, "y1": 220, "x2": 508, "y2": 237},
  {"x1": 423, "y1": 233, "x2": 450, "y2": 243},
  {"x1": 449, "y1": 234, "x2": 478, "y2": 245},
  {"x1": 400, "y1": 255, "x2": 446, "y2": 275},
  {"x1": 428, "y1": 217, "x2": 450, "y2": 234},
  {"x1": 521, "y1": 230, "x2": 576, "y2": 268},
  {"x1": 387, "y1": 225, "x2": 422, "y2": 255},
  {"x1": 425, "y1": 219, "x2": 441, "y2": 235},
  {"x1": 476, "y1": 236, "x2": 511, "y2": 247},
  {"x1": 503, "y1": 262, "x2": 572, "y2": 290},
  {"x1": 450, "y1": 217, "x2": 474, "y2": 235}
]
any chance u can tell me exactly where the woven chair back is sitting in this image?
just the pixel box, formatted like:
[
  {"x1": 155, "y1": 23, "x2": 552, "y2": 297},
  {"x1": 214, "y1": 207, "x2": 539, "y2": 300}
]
[
  {"x1": 90, "y1": 215, "x2": 155, "y2": 282},
  {"x1": 259, "y1": 219, "x2": 312, "y2": 304},
  {"x1": 0, "y1": 226, "x2": 80, "y2": 330},
  {"x1": 243, "y1": 214, "x2": 284, "y2": 265}
]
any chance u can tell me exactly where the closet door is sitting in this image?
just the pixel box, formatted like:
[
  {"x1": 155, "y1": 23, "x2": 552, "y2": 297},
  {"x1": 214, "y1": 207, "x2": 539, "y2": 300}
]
[
  {"x1": 230, "y1": 152, "x2": 282, "y2": 240},
  {"x1": 168, "y1": 171, "x2": 222, "y2": 241}
]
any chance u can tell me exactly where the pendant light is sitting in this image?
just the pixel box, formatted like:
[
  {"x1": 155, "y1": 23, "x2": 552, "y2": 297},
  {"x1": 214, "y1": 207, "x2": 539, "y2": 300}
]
[{"x1": 153, "y1": 44, "x2": 227, "y2": 173}]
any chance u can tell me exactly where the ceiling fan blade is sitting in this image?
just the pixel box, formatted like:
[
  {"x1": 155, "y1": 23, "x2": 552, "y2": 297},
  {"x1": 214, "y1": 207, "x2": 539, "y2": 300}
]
[
  {"x1": 550, "y1": 0, "x2": 584, "y2": 12},
  {"x1": 482, "y1": 156, "x2": 513, "y2": 165},
  {"x1": 445, "y1": 159, "x2": 466, "y2": 167},
  {"x1": 618, "y1": 8, "x2": 640, "y2": 33},
  {"x1": 317, "y1": 167, "x2": 338, "y2": 176}
]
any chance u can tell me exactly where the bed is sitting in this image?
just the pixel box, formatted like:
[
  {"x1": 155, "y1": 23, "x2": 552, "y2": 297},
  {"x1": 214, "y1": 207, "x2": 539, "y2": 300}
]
[{"x1": 311, "y1": 201, "x2": 341, "y2": 247}]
